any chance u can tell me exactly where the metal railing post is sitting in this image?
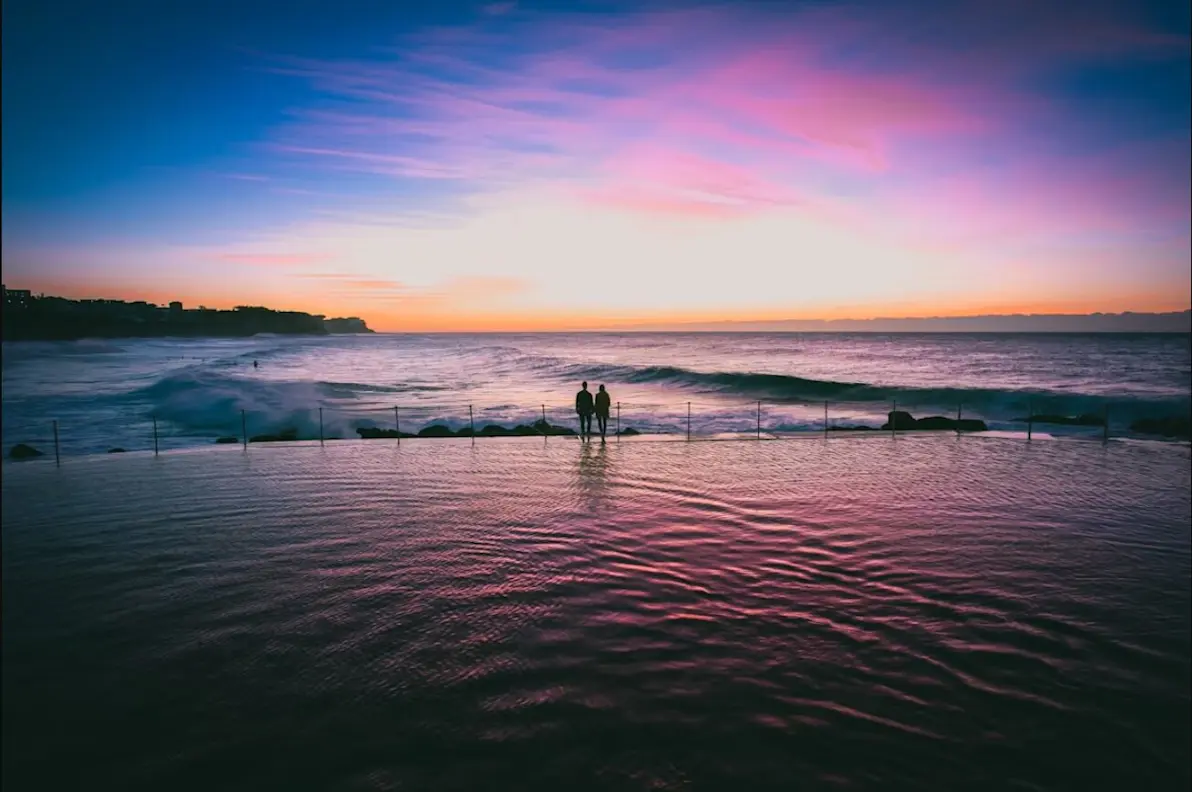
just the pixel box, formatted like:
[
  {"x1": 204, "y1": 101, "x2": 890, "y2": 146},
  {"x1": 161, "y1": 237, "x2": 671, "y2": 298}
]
[
  {"x1": 1103, "y1": 404, "x2": 1110, "y2": 443},
  {"x1": 469, "y1": 404, "x2": 475, "y2": 444},
  {"x1": 153, "y1": 415, "x2": 159, "y2": 456},
  {"x1": 687, "y1": 402, "x2": 691, "y2": 441},
  {"x1": 756, "y1": 401, "x2": 761, "y2": 439},
  {"x1": 1027, "y1": 400, "x2": 1033, "y2": 441},
  {"x1": 824, "y1": 401, "x2": 829, "y2": 437},
  {"x1": 53, "y1": 420, "x2": 60, "y2": 467},
  {"x1": 395, "y1": 406, "x2": 401, "y2": 445},
  {"x1": 617, "y1": 401, "x2": 621, "y2": 442},
  {"x1": 319, "y1": 407, "x2": 324, "y2": 446},
  {"x1": 891, "y1": 400, "x2": 897, "y2": 437},
  {"x1": 241, "y1": 409, "x2": 247, "y2": 449},
  {"x1": 956, "y1": 403, "x2": 962, "y2": 436}
]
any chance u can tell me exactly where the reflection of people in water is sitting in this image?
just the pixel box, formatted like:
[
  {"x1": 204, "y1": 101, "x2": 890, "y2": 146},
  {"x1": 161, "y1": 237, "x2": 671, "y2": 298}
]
[
  {"x1": 594, "y1": 384, "x2": 611, "y2": 442},
  {"x1": 577, "y1": 439, "x2": 610, "y2": 508},
  {"x1": 575, "y1": 381, "x2": 594, "y2": 440}
]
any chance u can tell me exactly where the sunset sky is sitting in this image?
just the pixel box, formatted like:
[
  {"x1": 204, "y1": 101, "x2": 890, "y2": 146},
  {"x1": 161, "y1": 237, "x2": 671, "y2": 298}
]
[{"x1": 3, "y1": 0, "x2": 1190, "y2": 331}]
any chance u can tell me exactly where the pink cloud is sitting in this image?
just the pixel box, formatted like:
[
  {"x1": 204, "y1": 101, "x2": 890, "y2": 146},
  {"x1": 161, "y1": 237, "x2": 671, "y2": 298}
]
[{"x1": 263, "y1": 0, "x2": 1187, "y2": 242}]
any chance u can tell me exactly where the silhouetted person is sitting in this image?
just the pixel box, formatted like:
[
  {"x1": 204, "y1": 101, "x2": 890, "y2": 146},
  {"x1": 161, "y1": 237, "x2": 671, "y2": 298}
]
[
  {"x1": 253, "y1": 360, "x2": 259, "y2": 369},
  {"x1": 595, "y1": 384, "x2": 611, "y2": 441},
  {"x1": 575, "y1": 381, "x2": 594, "y2": 440}
]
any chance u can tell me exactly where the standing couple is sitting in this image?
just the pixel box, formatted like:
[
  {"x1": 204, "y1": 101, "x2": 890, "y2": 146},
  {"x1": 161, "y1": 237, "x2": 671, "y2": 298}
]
[{"x1": 574, "y1": 381, "x2": 612, "y2": 442}]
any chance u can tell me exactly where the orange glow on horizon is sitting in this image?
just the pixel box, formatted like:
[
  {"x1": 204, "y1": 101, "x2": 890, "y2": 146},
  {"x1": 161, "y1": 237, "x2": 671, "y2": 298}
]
[{"x1": 9, "y1": 276, "x2": 1189, "y2": 332}]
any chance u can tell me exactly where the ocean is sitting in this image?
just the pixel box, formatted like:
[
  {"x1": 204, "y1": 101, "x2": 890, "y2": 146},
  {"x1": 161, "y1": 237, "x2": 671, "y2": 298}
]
[
  {"x1": 2, "y1": 333, "x2": 1190, "y2": 790},
  {"x1": 2, "y1": 332, "x2": 1190, "y2": 455}
]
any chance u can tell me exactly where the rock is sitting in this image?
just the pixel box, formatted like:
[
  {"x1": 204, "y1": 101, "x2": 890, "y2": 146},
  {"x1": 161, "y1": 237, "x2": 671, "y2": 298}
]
[
  {"x1": 617, "y1": 427, "x2": 641, "y2": 436},
  {"x1": 511, "y1": 425, "x2": 541, "y2": 436},
  {"x1": 417, "y1": 425, "x2": 456, "y2": 438},
  {"x1": 356, "y1": 427, "x2": 413, "y2": 439},
  {"x1": 881, "y1": 411, "x2": 918, "y2": 430},
  {"x1": 478, "y1": 424, "x2": 512, "y2": 437},
  {"x1": 1018, "y1": 413, "x2": 1104, "y2": 427},
  {"x1": 879, "y1": 412, "x2": 988, "y2": 432},
  {"x1": 108, "y1": 447, "x2": 127, "y2": 453},
  {"x1": 249, "y1": 428, "x2": 298, "y2": 443},
  {"x1": 1130, "y1": 416, "x2": 1191, "y2": 439},
  {"x1": 215, "y1": 436, "x2": 239, "y2": 444},
  {"x1": 456, "y1": 427, "x2": 474, "y2": 437},
  {"x1": 9, "y1": 443, "x2": 44, "y2": 459},
  {"x1": 531, "y1": 419, "x2": 577, "y2": 436}
]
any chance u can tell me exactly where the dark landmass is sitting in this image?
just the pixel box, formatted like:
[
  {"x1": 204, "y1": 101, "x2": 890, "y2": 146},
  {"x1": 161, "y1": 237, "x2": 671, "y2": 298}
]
[
  {"x1": 613, "y1": 310, "x2": 1192, "y2": 333},
  {"x1": 2, "y1": 286, "x2": 372, "y2": 340}
]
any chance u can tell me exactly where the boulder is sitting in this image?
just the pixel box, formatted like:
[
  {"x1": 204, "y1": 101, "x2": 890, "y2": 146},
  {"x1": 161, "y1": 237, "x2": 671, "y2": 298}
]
[
  {"x1": 417, "y1": 425, "x2": 456, "y2": 438},
  {"x1": 532, "y1": 419, "x2": 577, "y2": 436},
  {"x1": 478, "y1": 424, "x2": 512, "y2": 437},
  {"x1": 250, "y1": 428, "x2": 298, "y2": 443},
  {"x1": 108, "y1": 448, "x2": 127, "y2": 453},
  {"x1": 878, "y1": 412, "x2": 988, "y2": 432},
  {"x1": 881, "y1": 411, "x2": 918, "y2": 430},
  {"x1": 617, "y1": 427, "x2": 641, "y2": 437},
  {"x1": 356, "y1": 427, "x2": 413, "y2": 439},
  {"x1": 9, "y1": 443, "x2": 44, "y2": 459},
  {"x1": 215, "y1": 436, "x2": 239, "y2": 444},
  {"x1": 1130, "y1": 416, "x2": 1191, "y2": 439}
]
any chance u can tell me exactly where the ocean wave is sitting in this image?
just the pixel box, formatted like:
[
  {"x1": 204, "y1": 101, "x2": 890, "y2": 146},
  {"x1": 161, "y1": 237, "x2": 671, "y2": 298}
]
[{"x1": 555, "y1": 361, "x2": 1191, "y2": 417}]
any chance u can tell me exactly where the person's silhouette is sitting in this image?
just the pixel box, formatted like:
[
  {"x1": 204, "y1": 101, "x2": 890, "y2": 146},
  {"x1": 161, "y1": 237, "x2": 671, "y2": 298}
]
[
  {"x1": 595, "y1": 384, "x2": 611, "y2": 442},
  {"x1": 575, "y1": 381, "x2": 594, "y2": 440},
  {"x1": 253, "y1": 360, "x2": 259, "y2": 369}
]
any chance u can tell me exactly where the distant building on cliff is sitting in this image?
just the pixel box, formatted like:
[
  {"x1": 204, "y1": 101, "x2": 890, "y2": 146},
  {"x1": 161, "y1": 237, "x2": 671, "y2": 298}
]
[{"x1": 3, "y1": 285, "x2": 33, "y2": 310}]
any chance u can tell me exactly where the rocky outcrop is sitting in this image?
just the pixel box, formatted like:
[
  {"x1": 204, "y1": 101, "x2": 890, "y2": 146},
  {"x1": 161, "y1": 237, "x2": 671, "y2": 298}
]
[
  {"x1": 880, "y1": 412, "x2": 988, "y2": 432},
  {"x1": 1130, "y1": 417, "x2": 1191, "y2": 439},
  {"x1": 249, "y1": 428, "x2": 299, "y2": 443},
  {"x1": 357, "y1": 420, "x2": 581, "y2": 439},
  {"x1": 108, "y1": 448, "x2": 127, "y2": 453},
  {"x1": 356, "y1": 427, "x2": 415, "y2": 439},
  {"x1": 9, "y1": 443, "x2": 44, "y2": 459},
  {"x1": 617, "y1": 427, "x2": 641, "y2": 436},
  {"x1": 323, "y1": 317, "x2": 374, "y2": 334}
]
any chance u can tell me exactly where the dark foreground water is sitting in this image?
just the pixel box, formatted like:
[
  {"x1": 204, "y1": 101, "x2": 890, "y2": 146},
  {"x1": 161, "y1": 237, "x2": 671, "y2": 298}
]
[{"x1": 3, "y1": 435, "x2": 1190, "y2": 791}]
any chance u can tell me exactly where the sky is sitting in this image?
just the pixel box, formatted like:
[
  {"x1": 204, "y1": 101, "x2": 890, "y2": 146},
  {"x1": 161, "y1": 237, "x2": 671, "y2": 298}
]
[{"x1": 2, "y1": 0, "x2": 1190, "y2": 331}]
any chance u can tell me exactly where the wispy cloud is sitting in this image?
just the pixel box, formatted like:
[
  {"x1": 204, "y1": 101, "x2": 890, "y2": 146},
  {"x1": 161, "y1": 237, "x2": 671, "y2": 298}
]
[{"x1": 264, "y1": 0, "x2": 1187, "y2": 235}]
